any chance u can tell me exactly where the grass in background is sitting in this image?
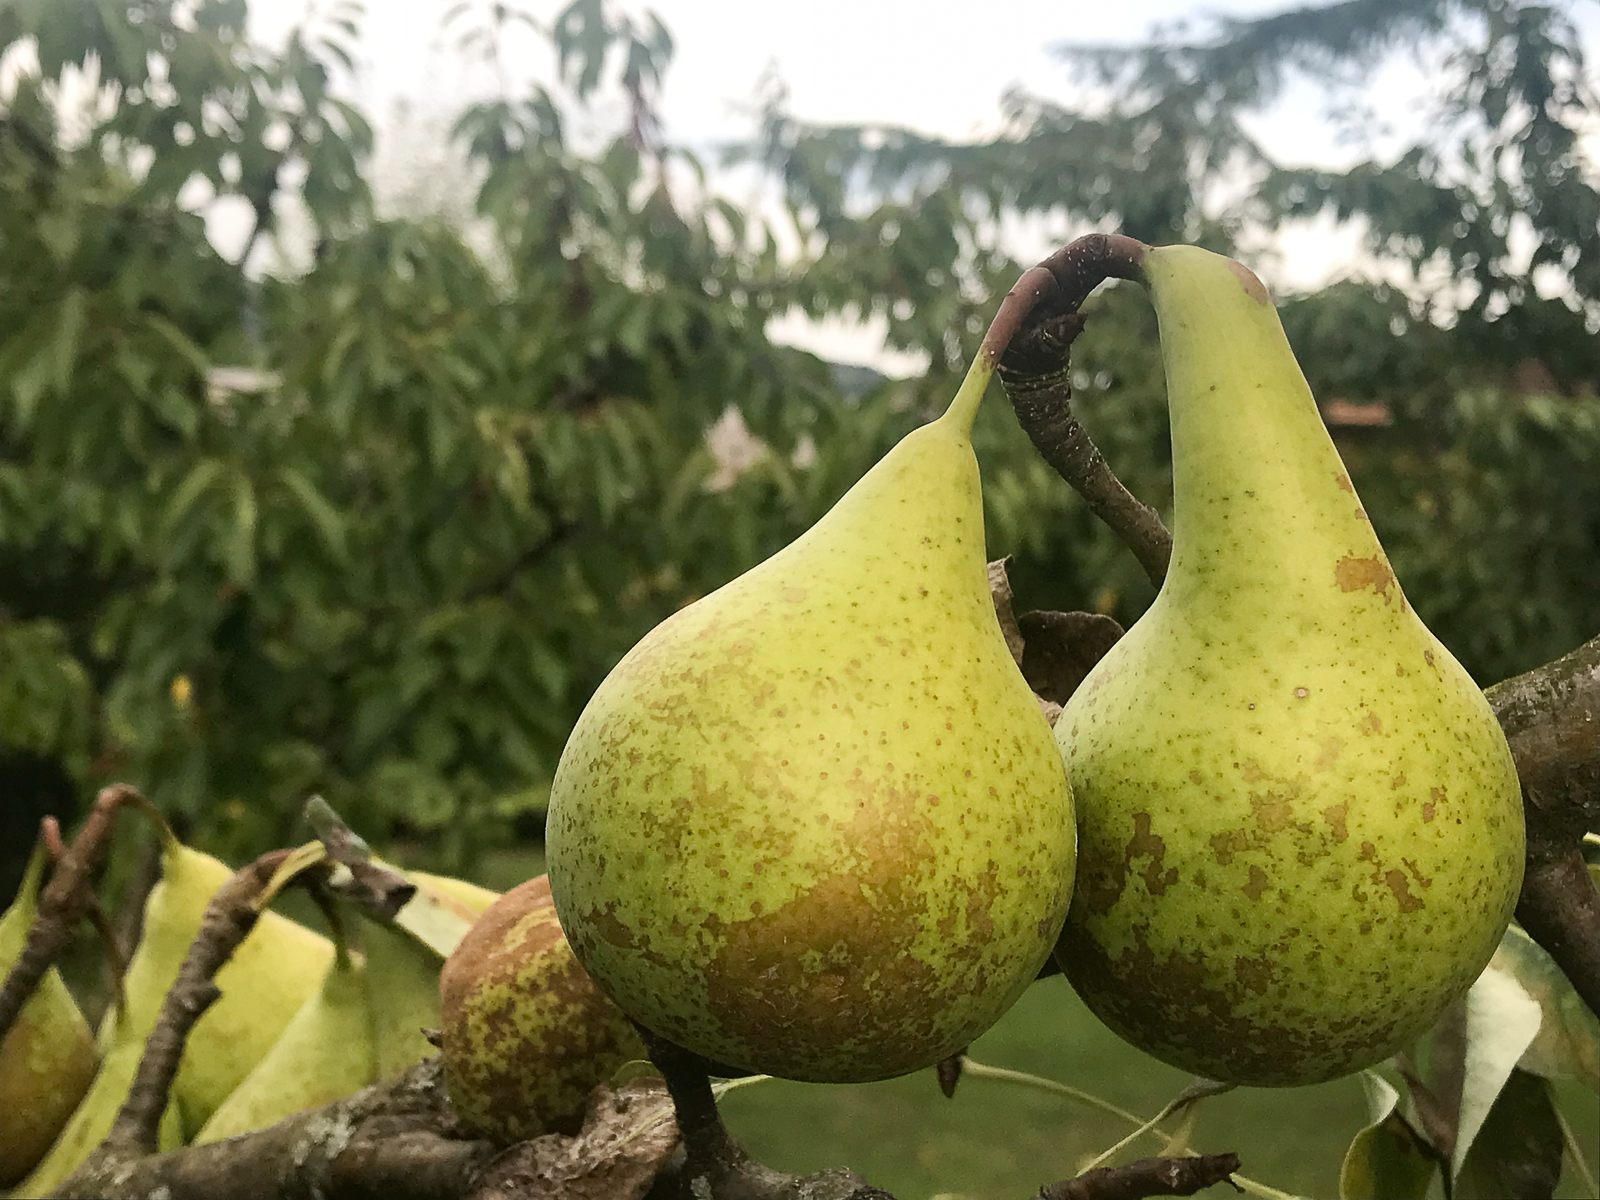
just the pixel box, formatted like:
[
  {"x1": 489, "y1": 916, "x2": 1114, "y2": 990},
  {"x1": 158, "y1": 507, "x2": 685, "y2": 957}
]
[
  {"x1": 721, "y1": 978, "x2": 1599, "y2": 1200},
  {"x1": 721, "y1": 978, "x2": 1363, "y2": 1199}
]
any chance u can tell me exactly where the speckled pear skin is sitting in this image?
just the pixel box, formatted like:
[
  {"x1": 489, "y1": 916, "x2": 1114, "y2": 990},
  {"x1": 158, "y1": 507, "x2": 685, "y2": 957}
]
[
  {"x1": 546, "y1": 378, "x2": 1077, "y2": 1083},
  {"x1": 1055, "y1": 245, "x2": 1525, "y2": 1086},
  {"x1": 0, "y1": 847, "x2": 97, "y2": 1187},
  {"x1": 438, "y1": 876, "x2": 646, "y2": 1142}
]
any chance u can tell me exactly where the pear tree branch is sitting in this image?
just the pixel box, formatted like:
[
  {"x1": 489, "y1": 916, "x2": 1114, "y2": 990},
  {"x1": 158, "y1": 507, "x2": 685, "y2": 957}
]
[
  {"x1": 1484, "y1": 634, "x2": 1600, "y2": 1016},
  {"x1": 54, "y1": 1057, "x2": 501, "y2": 1200},
  {"x1": 995, "y1": 235, "x2": 1173, "y2": 588},
  {"x1": 1035, "y1": 1153, "x2": 1243, "y2": 1200}
]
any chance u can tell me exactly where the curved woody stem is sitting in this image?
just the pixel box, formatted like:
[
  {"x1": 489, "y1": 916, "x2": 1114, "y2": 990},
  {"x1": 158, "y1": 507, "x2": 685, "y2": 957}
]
[{"x1": 993, "y1": 234, "x2": 1173, "y2": 587}]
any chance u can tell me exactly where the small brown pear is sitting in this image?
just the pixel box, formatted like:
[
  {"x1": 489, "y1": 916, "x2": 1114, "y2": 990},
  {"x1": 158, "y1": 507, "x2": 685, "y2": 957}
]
[{"x1": 438, "y1": 875, "x2": 646, "y2": 1141}]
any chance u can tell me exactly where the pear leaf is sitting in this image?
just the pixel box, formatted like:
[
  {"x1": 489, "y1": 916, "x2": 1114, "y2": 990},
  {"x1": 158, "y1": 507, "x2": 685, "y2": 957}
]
[
  {"x1": 1454, "y1": 1068, "x2": 1563, "y2": 1200},
  {"x1": 986, "y1": 558, "x2": 1025, "y2": 667},
  {"x1": 1452, "y1": 964, "x2": 1544, "y2": 1179},
  {"x1": 1015, "y1": 609, "x2": 1124, "y2": 705},
  {"x1": 386, "y1": 877, "x2": 478, "y2": 959},
  {"x1": 1490, "y1": 924, "x2": 1599, "y2": 1090},
  {"x1": 1338, "y1": 1072, "x2": 1436, "y2": 1200}
]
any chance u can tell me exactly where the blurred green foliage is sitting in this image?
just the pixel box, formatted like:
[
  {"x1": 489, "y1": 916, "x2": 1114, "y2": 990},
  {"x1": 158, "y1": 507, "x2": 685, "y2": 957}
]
[{"x1": 0, "y1": 0, "x2": 1595, "y2": 872}]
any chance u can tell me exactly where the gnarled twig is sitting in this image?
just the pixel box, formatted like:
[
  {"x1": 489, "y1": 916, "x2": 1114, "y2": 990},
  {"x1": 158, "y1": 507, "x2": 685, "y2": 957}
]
[{"x1": 995, "y1": 235, "x2": 1172, "y2": 587}]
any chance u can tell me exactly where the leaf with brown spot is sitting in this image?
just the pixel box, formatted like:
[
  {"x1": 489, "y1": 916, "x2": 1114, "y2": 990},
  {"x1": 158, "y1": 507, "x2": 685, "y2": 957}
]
[{"x1": 1016, "y1": 610, "x2": 1125, "y2": 705}]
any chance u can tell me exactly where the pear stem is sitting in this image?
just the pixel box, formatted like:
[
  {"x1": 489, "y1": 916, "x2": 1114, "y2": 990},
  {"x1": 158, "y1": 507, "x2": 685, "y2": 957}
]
[
  {"x1": 942, "y1": 244, "x2": 1130, "y2": 437},
  {"x1": 938, "y1": 353, "x2": 994, "y2": 436},
  {"x1": 639, "y1": 1028, "x2": 894, "y2": 1199}
]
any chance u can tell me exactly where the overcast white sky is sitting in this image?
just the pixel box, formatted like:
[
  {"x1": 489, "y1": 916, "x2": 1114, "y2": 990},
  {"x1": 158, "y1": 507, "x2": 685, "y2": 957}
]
[{"x1": 242, "y1": 0, "x2": 1599, "y2": 372}]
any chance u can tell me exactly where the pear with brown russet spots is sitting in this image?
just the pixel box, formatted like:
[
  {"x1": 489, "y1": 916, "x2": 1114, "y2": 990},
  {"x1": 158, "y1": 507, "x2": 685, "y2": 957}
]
[
  {"x1": 545, "y1": 342, "x2": 1077, "y2": 1082},
  {"x1": 438, "y1": 875, "x2": 646, "y2": 1142},
  {"x1": 1053, "y1": 242, "x2": 1524, "y2": 1085}
]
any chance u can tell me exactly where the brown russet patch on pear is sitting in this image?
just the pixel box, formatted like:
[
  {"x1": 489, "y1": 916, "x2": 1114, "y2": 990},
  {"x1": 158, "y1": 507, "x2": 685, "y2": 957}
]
[
  {"x1": 1321, "y1": 802, "x2": 1349, "y2": 843},
  {"x1": 1335, "y1": 555, "x2": 1396, "y2": 603},
  {"x1": 704, "y1": 868, "x2": 973, "y2": 1079},
  {"x1": 1211, "y1": 828, "x2": 1249, "y2": 867},
  {"x1": 1234, "y1": 955, "x2": 1275, "y2": 995},
  {"x1": 1226, "y1": 259, "x2": 1270, "y2": 304},
  {"x1": 579, "y1": 900, "x2": 643, "y2": 952},
  {"x1": 1236, "y1": 758, "x2": 1268, "y2": 784},
  {"x1": 1057, "y1": 920, "x2": 1404, "y2": 1085},
  {"x1": 1127, "y1": 812, "x2": 1178, "y2": 896},
  {"x1": 697, "y1": 788, "x2": 1017, "y2": 1078},
  {"x1": 1335, "y1": 473, "x2": 1354, "y2": 494},
  {"x1": 1079, "y1": 811, "x2": 1178, "y2": 914},
  {"x1": 1384, "y1": 869, "x2": 1425, "y2": 913},
  {"x1": 1243, "y1": 864, "x2": 1270, "y2": 901},
  {"x1": 1400, "y1": 858, "x2": 1433, "y2": 888},
  {"x1": 1251, "y1": 793, "x2": 1295, "y2": 834}
]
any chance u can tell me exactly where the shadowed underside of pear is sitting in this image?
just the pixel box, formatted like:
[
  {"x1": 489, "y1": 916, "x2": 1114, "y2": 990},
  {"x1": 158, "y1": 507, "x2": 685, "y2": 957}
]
[
  {"x1": 547, "y1": 403, "x2": 1076, "y2": 1083},
  {"x1": 1055, "y1": 245, "x2": 1524, "y2": 1086}
]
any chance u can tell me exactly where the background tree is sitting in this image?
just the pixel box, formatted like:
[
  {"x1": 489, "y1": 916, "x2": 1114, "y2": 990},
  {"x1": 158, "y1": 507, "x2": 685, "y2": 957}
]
[{"x1": 0, "y1": 0, "x2": 1594, "y2": 875}]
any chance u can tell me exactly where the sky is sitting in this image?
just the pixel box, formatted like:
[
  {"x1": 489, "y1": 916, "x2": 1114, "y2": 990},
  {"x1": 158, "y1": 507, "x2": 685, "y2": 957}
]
[{"x1": 241, "y1": 0, "x2": 1599, "y2": 372}]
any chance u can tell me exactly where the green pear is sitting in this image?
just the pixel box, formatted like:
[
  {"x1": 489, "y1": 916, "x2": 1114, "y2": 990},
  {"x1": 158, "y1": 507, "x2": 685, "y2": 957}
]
[
  {"x1": 18, "y1": 834, "x2": 329, "y2": 1192},
  {"x1": 191, "y1": 867, "x2": 495, "y2": 1146},
  {"x1": 98, "y1": 834, "x2": 332, "y2": 1134},
  {"x1": 361, "y1": 915, "x2": 448, "y2": 1081},
  {"x1": 438, "y1": 875, "x2": 646, "y2": 1141},
  {"x1": 545, "y1": 353, "x2": 1077, "y2": 1082},
  {"x1": 0, "y1": 845, "x2": 98, "y2": 1187},
  {"x1": 191, "y1": 942, "x2": 375, "y2": 1145},
  {"x1": 1054, "y1": 243, "x2": 1524, "y2": 1085},
  {"x1": 14, "y1": 1041, "x2": 183, "y2": 1198}
]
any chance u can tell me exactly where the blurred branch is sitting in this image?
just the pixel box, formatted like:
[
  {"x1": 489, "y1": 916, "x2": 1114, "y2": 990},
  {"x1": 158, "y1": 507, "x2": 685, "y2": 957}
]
[
  {"x1": 56, "y1": 1057, "x2": 498, "y2": 1200},
  {"x1": 0, "y1": 785, "x2": 157, "y2": 1043},
  {"x1": 1486, "y1": 634, "x2": 1600, "y2": 1016},
  {"x1": 1036, "y1": 1153, "x2": 1242, "y2": 1200}
]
